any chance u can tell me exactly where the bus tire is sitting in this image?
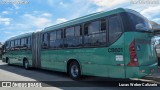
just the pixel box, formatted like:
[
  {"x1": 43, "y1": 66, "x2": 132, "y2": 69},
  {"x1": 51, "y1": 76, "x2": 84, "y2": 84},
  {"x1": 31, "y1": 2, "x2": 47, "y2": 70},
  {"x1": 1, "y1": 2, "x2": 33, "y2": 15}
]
[
  {"x1": 23, "y1": 59, "x2": 29, "y2": 70},
  {"x1": 69, "y1": 61, "x2": 81, "y2": 80}
]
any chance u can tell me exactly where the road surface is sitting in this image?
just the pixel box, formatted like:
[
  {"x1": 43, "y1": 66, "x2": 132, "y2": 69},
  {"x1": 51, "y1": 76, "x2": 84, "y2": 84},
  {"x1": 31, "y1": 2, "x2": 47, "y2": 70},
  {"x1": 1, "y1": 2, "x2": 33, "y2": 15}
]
[{"x1": 0, "y1": 60, "x2": 160, "y2": 90}]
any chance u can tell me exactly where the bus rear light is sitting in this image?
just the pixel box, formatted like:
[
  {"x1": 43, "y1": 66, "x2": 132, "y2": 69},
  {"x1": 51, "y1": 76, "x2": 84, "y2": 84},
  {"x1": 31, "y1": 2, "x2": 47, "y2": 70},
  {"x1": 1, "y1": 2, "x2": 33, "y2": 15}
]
[{"x1": 127, "y1": 40, "x2": 139, "y2": 66}]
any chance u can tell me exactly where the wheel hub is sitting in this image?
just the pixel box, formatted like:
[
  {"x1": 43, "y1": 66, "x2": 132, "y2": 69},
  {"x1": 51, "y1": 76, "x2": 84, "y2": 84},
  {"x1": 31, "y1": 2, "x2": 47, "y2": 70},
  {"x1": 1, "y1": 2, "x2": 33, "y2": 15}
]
[{"x1": 71, "y1": 65, "x2": 79, "y2": 77}]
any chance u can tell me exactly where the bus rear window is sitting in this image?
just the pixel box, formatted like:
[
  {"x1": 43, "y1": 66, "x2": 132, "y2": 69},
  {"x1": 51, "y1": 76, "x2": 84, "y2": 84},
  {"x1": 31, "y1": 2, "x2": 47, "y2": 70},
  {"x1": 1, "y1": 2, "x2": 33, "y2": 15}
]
[{"x1": 127, "y1": 13, "x2": 152, "y2": 32}]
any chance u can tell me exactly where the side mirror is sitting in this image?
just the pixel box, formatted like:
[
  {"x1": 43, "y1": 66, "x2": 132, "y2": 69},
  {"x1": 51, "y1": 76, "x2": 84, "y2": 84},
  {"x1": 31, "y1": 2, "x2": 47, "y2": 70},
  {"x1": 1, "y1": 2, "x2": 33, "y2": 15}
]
[{"x1": 136, "y1": 23, "x2": 147, "y2": 31}]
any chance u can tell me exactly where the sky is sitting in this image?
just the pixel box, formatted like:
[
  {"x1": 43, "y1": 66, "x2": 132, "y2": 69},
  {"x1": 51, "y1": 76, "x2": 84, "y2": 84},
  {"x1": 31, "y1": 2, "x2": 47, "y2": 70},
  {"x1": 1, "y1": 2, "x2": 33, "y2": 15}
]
[{"x1": 0, "y1": 0, "x2": 160, "y2": 43}]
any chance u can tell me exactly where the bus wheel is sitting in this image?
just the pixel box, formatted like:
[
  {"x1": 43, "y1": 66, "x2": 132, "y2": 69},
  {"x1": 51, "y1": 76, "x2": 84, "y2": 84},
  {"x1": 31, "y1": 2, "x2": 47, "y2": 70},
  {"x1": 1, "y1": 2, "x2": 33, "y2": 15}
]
[
  {"x1": 69, "y1": 61, "x2": 81, "y2": 80},
  {"x1": 23, "y1": 59, "x2": 29, "y2": 70}
]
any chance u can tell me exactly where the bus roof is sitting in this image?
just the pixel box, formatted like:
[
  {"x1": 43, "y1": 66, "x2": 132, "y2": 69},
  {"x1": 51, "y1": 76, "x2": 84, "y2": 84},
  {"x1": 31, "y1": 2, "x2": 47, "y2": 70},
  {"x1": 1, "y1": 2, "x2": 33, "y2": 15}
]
[
  {"x1": 42, "y1": 8, "x2": 128, "y2": 33},
  {"x1": 6, "y1": 32, "x2": 33, "y2": 42}
]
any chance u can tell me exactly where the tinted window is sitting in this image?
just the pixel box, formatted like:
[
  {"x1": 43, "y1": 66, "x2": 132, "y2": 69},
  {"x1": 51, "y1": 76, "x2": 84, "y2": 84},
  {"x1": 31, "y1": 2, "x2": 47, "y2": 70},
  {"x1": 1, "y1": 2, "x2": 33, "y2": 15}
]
[
  {"x1": 66, "y1": 27, "x2": 74, "y2": 37},
  {"x1": 15, "y1": 40, "x2": 18, "y2": 46},
  {"x1": 84, "y1": 23, "x2": 89, "y2": 35},
  {"x1": 64, "y1": 26, "x2": 82, "y2": 48},
  {"x1": 49, "y1": 31, "x2": 56, "y2": 48},
  {"x1": 128, "y1": 13, "x2": 151, "y2": 31},
  {"x1": 56, "y1": 30, "x2": 63, "y2": 48},
  {"x1": 18, "y1": 39, "x2": 20, "y2": 46},
  {"x1": 27, "y1": 37, "x2": 31, "y2": 49},
  {"x1": 84, "y1": 21, "x2": 100, "y2": 35},
  {"x1": 84, "y1": 20, "x2": 106, "y2": 47},
  {"x1": 21, "y1": 38, "x2": 26, "y2": 46},
  {"x1": 43, "y1": 33, "x2": 48, "y2": 42},
  {"x1": 64, "y1": 27, "x2": 75, "y2": 47},
  {"x1": 15, "y1": 39, "x2": 20, "y2": 46},
  {"x1": 101, "y1": 19, "x2": 106, "y2": 31},
  {"x1": 74, "y1": 25, "x2": 83, "y2": 47},
  {"x1": 42, "y1": 33, "x2": 49, "y2": 48},
  {"x1": 11, "y1": 40, "x2": 14, "y2": 48},
  {"x1": 89, "y1": 21, "x2": 100, "y2": 34},
  {"x1": 49, "y1": 30, "x2": 63, "y2": 49},
  {"x1": 109, "y1": 15, "x2": 122, "y2": 44},
  {"x1": 50, "y1": 32, "x2": 56, "y2": 41},
  {"x1": 75, "y1": 25, "x2": 82, "y2": 36},
  {"x1": 57, "y1": 30, "x2": 62, "y2": 39},
  {"x1": 21, "y1": 37, "x2": 31, "y2": 49}
]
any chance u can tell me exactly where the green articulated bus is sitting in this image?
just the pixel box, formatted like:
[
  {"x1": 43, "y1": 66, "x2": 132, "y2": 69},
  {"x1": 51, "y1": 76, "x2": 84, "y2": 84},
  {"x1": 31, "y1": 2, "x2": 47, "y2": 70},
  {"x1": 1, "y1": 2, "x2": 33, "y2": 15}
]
[{"x1": 2, "y1": 8, "x2": 158, "y2": 80}]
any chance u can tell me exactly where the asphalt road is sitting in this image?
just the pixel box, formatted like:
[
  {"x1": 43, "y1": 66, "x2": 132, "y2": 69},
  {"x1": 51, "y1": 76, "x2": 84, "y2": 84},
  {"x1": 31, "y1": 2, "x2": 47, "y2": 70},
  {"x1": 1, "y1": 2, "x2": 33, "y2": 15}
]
[{"x1": 0, "y1": 60, "x2": 160, "y2": 90}]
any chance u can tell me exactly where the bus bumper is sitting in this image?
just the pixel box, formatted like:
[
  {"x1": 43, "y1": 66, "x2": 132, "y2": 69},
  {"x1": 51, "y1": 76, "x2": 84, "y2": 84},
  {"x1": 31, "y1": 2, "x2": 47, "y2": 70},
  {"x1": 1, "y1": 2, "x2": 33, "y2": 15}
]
[{"x1": 126, "y1": 63, "x2": 158, "y2": 78}]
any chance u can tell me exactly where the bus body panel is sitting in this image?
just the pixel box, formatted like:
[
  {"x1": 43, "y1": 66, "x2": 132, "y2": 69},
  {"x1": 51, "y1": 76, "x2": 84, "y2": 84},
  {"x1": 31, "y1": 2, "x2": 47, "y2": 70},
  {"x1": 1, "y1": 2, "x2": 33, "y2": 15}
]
[
  {"x1": 126, "y1": 63, "x2": 158, "y2": 78},
  {"x1": 134, "y1": 32, "x2": 157, "y2": 66},
  {"x1": 41, "y1": 50, "x2": 67, "y2": 72},
  {"x1": 3, "y1": 50, "x2": 32, "y2": 66},
  {"x1": 81, "y1": 34, "x2": 125, "y2": 78},
  {"x1": 124, "y1": 32, "x2": 158, "y2": 78},
  {"x1": 40, "y1": 34, "x2": 125, "y2": 78}
]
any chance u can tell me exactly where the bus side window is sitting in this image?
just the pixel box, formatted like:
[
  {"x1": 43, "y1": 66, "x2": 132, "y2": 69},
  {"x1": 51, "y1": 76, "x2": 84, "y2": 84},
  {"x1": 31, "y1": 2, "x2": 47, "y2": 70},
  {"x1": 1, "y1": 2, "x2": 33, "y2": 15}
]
[
  {"x1": 21, "y1": 38, "x2": 26, "y2": 47},
  {"x1": 42, "y1": 33, "x2": 49, "y2": 49},
  {"x1": 49, "y1": 31, "x2": 56, "y2": 48},
  {"x1": 17, "y1": 39, "x2": 21, "y2": 47},
  {"x1": 28, "y1": 37, "x2": 31, "y2": 49},
  {"x1": 64, "y1": 27, "x2": 75, "y2": 48},
  {"x1": 84, "y1": 23, "x2": 89, "y2": 35},
  {"x1": 20, "y1": 37, "x2": 28, "y2": 50},
  {"x1": 15, "y1": 40, "x2": 18, "y2": 47},
  {"x1": 10, "y1": 40, "x2": 15, "y2": 50},
  {"x1": 56, "y1": 30, "x2": 63, "y2": 48},
  {"x1": 101, "y1": 19, "x2": 106, "y2": 31},
  {"x1": 75, "y1": 25, "x2": 83, "y2": 47},
  {"x1": 84, "y1": 20, "x2": 106, "y2": 47},
  {"x1": 109, "y1": 15, "x2": 122, "y2": 44},
  {"x1": 15, "y1": 39, "x2": 20, "y2": 50}
]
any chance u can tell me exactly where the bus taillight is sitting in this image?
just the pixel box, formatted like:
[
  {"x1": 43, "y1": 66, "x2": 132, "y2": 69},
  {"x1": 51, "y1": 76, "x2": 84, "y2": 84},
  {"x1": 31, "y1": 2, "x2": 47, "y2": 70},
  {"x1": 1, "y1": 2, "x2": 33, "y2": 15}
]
[{"x1": 127, "y1": 40, "x2": 139, "y2": 66}]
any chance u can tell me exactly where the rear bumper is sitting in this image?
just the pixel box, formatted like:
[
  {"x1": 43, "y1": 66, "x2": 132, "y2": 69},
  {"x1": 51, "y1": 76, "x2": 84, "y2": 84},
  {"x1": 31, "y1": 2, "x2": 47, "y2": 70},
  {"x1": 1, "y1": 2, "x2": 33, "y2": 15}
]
[{"x1": 126, "y1": 63, "x2": 158, "y2": 78}]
